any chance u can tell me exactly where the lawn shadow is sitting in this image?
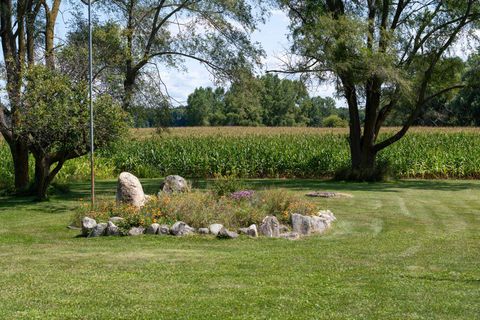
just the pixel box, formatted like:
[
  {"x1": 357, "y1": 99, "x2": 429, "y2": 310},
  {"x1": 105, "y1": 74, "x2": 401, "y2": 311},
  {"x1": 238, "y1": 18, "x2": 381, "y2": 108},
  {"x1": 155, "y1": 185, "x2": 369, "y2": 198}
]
[
  {"x1": 242, "y1": 179, "x2": 480, "y2": 193},
  {"x1": 1, "y1": 178, "x2": 478, "y2": 211}
]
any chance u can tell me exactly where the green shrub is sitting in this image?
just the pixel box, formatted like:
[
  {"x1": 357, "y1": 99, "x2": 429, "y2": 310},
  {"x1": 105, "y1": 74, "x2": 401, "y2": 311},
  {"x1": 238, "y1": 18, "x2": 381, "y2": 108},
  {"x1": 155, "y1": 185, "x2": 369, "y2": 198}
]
[
  {"x1": 209, "y1": 172, "x2": 246, "y2": 197},
  {"x1": 322, "y1": 115, "x2": 348, "y2": 128}
]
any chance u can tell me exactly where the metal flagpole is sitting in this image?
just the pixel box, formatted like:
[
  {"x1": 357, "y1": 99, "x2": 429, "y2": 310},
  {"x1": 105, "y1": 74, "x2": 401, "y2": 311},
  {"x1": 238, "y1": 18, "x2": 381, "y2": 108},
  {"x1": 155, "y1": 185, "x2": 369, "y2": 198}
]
[{"x1": 88, "y1": 0, "x2": 95, "y2": 208}]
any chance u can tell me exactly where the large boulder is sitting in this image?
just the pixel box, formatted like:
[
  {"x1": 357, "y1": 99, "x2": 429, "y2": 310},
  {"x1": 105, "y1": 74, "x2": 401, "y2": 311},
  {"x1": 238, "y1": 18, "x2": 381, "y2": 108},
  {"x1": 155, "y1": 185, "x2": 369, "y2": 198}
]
[
  {"x1": 161, "y1": 175, "x2": 190, "y2": 194},
  {"x1": 82, "y1": 217, "x2": 97, "y2": 236},
  {"x1": 170, "y1": 221, "x2": 195, "y2": 236},
  {"x1": 88, "y1": 223, "x2": 107, "y2": 238},
  {"x1": 105, "y1": 221, "x2": 120, "y2": 236},
  {"x1": 291, "y1": 213, "x2": 313, "y2": 235},
  {"x1": 259, "y1": 216, "x2": 280, "y2": 238},
  {"x1": 116, "y1": 172, "x2": 146, "y2": 208},
  {"x1": 291, "y1": 213, "x2": 330, "y2": 236},
  {"x1": 209, "y1": 223, "x2": 224, "y2": 236},
  {"x1": 146, "y1": 223, "x2": 160, "y2": 235},
  {"x1": 217, "y1": 227, "x2": 238, "y2": 239}
]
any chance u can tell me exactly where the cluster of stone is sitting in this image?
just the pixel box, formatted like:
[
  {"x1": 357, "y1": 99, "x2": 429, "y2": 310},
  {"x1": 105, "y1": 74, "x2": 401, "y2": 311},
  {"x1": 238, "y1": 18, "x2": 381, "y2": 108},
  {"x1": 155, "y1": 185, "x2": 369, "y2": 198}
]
[
  {"x1": 81, "y1": 217, "x2": 260, "y2": 239},
  {"x1": 79, "y1": 172, "x2": 336, "y2": 240},
  {"x1": 81, "y1": 212, "x2": 335, "y2": 240},
  {"x1": 256, "y1": 210, "x2": 336, "y2": 240}
]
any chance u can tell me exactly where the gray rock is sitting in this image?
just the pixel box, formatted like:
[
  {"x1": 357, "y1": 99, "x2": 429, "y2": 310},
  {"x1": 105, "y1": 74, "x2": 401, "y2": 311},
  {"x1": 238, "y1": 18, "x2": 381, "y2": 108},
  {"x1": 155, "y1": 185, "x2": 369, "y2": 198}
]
[
  {"x1": 280, "y1": 232, "x2": 300, "y2": 240},
  {"x1": 239, "y1": 224, "x2": 258, "y2": 237},
  {"x1": 105, "y1": 221, "x2": 120, "y2": 236},
  {"x1": 217, "y1": 227, "x2": 238, "y2": 239},
  {"x1": 198, "y1": 228, "x2": 210, "y2": 235},
  {"x1": 82, "y1": 217, "x2": 97, "y2": 236},
  {"x1": 109, "y1": 216, "x2": 125, "y2": 224},
  {"x1": 88, "y1": 222, "x2": 107, "y2": 237},
  {"x1": 291, "y1": 213, "x2": 313, "y2": 235},
  {"x1": 116, "y1": 172, "x2": 146, "y2": 208},
  {"x1": 161, "y1": 175, "x2": 190, "y2": 194},
  {"x1": 158, "y1": 225, "x2": 170, "y2": 235},
  {"x1": 170, "y1": 221, "x2": 195, "y2": 236},
  {"x1": 238, "y1": 227, "x2": 249, "y2": 235},
  {"x1": 209, "y1": 223, "x2": 224, "y2": 236},
  {"x1": 318, "y1": 210, "x2": 336, "y2": 224},
  {"x1": 311, "y1": 216, "x2": 328, "y2": 233},
  {"x1": 259, "y1": 216, "x2": 280, "y2": 238},
  {"x1": 292, "y1": 213, "x2": 330, "y2": 235},
  {"x1": 279, "y1": 224, "x2": 290, "y2": 233},
  {"x1": 146, "y1": 223, "x2": 160, "y2": 235},
  {"x1": 128, "y1": 226, "x2": 145, "y2": 236},
  {"x1": 247, "y1": 224, "x2": 258, "y2": 237}
]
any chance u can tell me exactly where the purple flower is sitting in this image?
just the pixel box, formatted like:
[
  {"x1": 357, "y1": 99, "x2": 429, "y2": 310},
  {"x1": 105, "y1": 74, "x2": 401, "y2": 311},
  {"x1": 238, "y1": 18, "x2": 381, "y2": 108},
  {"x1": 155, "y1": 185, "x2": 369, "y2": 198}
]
[{"x1": 230, "y1": 190, "x2": 255, "y2": 200}]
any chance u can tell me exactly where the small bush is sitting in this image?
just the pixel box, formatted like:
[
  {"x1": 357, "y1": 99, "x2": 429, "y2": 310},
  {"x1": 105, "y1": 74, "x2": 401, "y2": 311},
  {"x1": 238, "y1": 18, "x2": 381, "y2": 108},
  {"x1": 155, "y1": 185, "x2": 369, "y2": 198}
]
[
  {"x1": 322, "y1": 115, "x2": 348, "y2": 128},
  {"x1": 209, "y1": 172, "x2": 246, "y2": 197}
]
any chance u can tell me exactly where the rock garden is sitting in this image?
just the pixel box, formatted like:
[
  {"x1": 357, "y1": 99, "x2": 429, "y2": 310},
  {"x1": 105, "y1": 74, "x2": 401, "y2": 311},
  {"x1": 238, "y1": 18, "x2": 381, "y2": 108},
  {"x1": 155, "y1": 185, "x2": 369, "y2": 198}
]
[{"x1": 75, "y1": 172, "x2": 336, "y2": 240}]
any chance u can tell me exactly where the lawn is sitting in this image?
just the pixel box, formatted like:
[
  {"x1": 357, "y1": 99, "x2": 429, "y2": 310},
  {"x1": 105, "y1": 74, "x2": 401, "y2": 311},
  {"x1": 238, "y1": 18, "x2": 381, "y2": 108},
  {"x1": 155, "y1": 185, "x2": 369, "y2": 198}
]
[{"x1": 0, "y1": 179, "x2": 479, "y2": 319}]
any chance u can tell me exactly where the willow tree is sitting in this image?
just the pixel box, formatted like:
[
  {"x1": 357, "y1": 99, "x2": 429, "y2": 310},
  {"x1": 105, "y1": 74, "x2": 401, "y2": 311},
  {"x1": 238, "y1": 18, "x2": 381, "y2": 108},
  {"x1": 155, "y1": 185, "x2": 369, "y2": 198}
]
[
  {"x1": 0, "y1": 0, "x2": 61, "y2": 191},
  {"x1": 278, "y1": 0, "x2": 480, "y2": 179},
  {"x1": 100, "y1": 0, "x2": 268, "y2": 111},
  {"x1": 0, "y1": 0, "x2": 127, "y2": 197}
]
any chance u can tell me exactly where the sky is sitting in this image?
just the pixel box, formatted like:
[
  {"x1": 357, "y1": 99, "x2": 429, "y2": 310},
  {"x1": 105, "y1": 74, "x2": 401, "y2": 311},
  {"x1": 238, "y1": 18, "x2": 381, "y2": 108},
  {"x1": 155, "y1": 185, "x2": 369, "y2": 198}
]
[
  {"x1": 55, "y1": 3, "x2": 339, "y2": 106},
  {"x1": 155, "y1": 9, "x2": 339, "y2": 105}
]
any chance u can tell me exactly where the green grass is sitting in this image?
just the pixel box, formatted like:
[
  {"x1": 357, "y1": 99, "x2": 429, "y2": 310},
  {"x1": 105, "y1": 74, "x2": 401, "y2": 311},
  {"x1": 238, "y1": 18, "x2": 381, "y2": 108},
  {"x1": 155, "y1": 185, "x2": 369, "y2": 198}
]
[{"x1": 0, "y1": 179, "x2": 479, "y2": 319}]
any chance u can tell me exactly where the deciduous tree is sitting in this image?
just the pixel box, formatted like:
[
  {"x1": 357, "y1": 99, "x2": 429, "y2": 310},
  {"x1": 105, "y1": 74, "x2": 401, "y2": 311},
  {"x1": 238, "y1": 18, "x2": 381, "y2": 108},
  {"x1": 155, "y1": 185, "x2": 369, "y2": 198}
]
[{"x1": 278, "y1": 0, "x2": 480, "y2": 179}]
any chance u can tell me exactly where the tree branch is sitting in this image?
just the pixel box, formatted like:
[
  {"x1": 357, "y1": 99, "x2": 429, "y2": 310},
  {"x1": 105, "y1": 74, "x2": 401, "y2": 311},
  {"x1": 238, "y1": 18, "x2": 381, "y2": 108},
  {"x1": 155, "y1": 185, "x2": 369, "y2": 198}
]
[
  {"x1": 422, "y1": 84, "x2": 465, "y2": 104},
  {"x1": 374, "y1": 0, "x2": 474, "y2": 153},
  {"x1": 149, "y1": 51, "x2": 226, "y2": 73}
]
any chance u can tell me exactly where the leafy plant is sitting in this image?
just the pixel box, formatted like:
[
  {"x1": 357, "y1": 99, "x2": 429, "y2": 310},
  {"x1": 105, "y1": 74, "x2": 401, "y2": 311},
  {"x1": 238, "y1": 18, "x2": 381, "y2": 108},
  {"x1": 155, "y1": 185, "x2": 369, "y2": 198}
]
[{"x1": 210, "y1": 172, "x2": 246, "y2": 197}]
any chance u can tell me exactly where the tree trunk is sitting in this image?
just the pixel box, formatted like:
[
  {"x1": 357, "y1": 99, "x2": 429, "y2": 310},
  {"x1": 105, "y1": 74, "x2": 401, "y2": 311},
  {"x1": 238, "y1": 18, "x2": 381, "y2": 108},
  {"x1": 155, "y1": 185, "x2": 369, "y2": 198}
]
[
  {"x1": 32, "y1": 155, "x2": 50, "y2": 200},
  {"x1": 123, "y1": 76, "x2": 136, "y2": 111},
  {"x1": 31, "y1": 152, "x2": 65, "y2": 200},
  {"x1": 9, "y1": 140, "x2": 30, "y2": 192}
]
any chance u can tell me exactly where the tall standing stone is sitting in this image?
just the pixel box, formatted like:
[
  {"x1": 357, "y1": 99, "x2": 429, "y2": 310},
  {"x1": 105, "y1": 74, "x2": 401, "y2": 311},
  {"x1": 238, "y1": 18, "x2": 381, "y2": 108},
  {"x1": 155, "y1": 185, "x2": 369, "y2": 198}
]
[{"x1": 116, "y1": 172, "x2": 146, "y2": 208}]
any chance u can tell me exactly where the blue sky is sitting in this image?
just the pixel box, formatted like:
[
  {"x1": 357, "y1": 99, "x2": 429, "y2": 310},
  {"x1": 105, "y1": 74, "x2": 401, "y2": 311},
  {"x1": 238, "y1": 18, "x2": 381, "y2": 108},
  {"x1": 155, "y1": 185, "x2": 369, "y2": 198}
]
[{"x1": 57, "y1": 3, "x2": 339, "y2": 106}]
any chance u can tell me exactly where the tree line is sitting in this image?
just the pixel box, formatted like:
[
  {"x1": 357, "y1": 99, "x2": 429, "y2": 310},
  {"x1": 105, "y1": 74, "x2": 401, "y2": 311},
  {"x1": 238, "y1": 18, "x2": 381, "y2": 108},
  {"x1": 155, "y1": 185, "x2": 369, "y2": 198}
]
[
  {"x1": 133, "y1": 74, "x2": 350, "y2": 128},
  {"x1": 133, "y1": 53, "x2": 480, "y2": 128}
]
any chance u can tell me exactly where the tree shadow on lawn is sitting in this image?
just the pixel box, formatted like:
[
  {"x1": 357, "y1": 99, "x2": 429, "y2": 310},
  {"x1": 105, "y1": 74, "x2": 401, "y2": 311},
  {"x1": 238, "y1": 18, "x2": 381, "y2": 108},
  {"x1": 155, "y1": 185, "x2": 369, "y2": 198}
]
[
  {"x1": 241, "y1": 179, "x2": 480, "y2": 193},
  {"x1": 0, "y1": 178, "x2": 478, "y2": 210}
]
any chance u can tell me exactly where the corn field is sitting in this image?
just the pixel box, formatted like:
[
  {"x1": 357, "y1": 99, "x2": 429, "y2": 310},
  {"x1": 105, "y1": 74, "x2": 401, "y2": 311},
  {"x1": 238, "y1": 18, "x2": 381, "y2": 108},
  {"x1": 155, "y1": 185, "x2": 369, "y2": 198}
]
[{"x1": 1, "y1": 127, "x2": 479, "y2": 187}]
